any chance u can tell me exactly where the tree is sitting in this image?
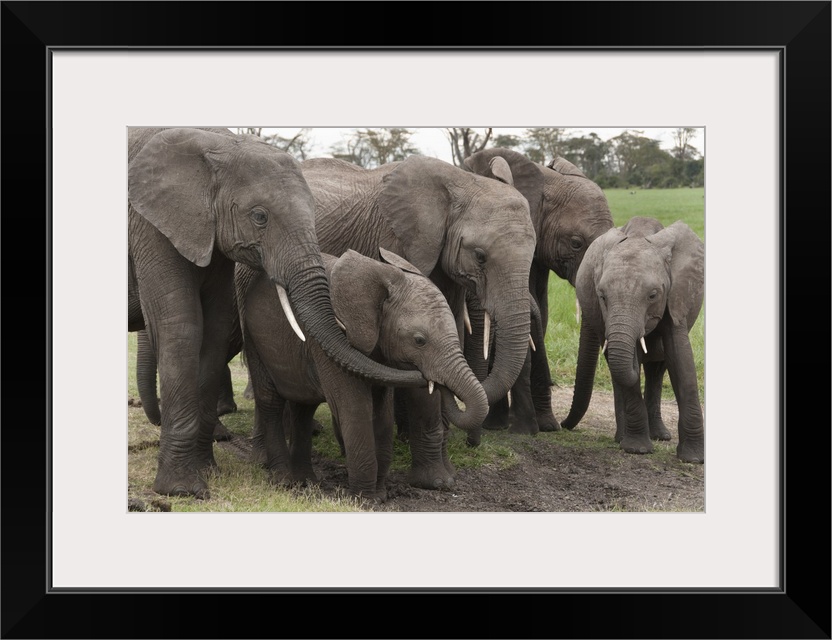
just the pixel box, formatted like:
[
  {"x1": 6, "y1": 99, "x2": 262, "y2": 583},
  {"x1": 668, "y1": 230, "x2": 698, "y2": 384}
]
[
  {"x1": 261, "y1": 128, "x2": 313, "y2": 160},
  {"x1": 561, "y1": 133, "x2": 610, "y2": 179},
  {"x1": 608, "y1": 130, "x2": 674, "y2": 188},
  {"x1": 522, "y1": 127, "x2": 566, "y2": 164},
  {"x1": 671, "y1": 127, "x2": 700, "y2": 163},
  {"x1": 331, "y1": 128, "x2": 420, "y2": 168},
  {"x1": 445, "y1": 128, "x2": 492, "y2": 166}
]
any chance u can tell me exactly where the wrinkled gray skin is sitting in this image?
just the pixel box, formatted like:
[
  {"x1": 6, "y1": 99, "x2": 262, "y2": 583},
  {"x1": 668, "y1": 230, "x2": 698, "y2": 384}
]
[
  {"x1": 241, "y1": 249, "x2": 489, "y2": 501},
  {"x1": 301, "y1": 155, "x2": 536, "y2": 489},
  {"x1": 572, "y1": 216, "x2": 705, "y2": 462},
  {"x1": 462, "y1": 149, "x2": 614, "y2": 441},
  {"x1": 127, "y1": 127, "x2": 425, "y2": 499}
]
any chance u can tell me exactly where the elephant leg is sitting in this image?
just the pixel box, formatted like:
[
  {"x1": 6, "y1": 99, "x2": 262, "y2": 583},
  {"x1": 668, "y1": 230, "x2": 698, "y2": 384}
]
[
  {"x1": 461, "y1": 291, "x2": 491, "y2": 445},
  {"x1": 616, "y1": 381, "x2": 653, "y2": 455},
  {"x1": 662, "y1": 323, "x2": 704, "y2": 463},
  {"x1": 321, "y1": 372, "x2": 379, "y2": 498},
  {"x1": 216, "y1": 363, "x2": 237, "y2": 418},
  {"x1": 643, "y1": 360, "x2": 671, "y2": 441},
  {"x1": 244, "y1": 339, "x2": 280, "y2": 469},
  {"x1": 148, "y1": 299, "x2": 212, "y2": 498},
  {"x1": 198, "y1": 286, "x2": 235, "y2": 445},
  {"x1": 372, "y1": 386, "x2": 395, "y2": 502},
  {"x1": 507, "y1": 349, "x2": 539, "y2": 436},
  {"x1": 528, "y1": 267, "x2": 560, "y2": 432},
  {"x1": 393, "y1": 388, "x2": 410, "y2": 443},
  {"x1": 398, "y1": 387, "x2": 455, "y2": 491},
  {"x1": 286, "y1": 402, "x2": 319, "y2": 485},
  {"x1": 612, "y1": 380, "x2": 627, "y2": 443}
]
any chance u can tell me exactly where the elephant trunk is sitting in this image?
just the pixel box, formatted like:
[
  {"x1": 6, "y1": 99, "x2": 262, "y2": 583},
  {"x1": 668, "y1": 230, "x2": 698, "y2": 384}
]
[
  {"x1": 282, "y1": 265, "x2": 427, "y2": 388},
  {"x1": 480, "y1": 285, "x2": 532, "y2": 405},
  {"x1": 435, "y1": 352, "x2": 489, "y2": 431},
  {"x1": 605, "y1": 316, "x2": 641, "y2": 389},
  {"x1": 136, "y1": 329, "x2": 161, "y2": 425},
  {"x1": 561, "y1": 320, "x2": 601, "y2": 429}
]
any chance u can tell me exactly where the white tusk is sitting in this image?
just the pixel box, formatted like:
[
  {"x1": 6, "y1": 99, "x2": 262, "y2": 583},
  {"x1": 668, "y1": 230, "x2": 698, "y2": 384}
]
[
  {"x1": 483, "y1": 311, "x2": 491, "y2": 361},
  {"x1": 276, "y1": 284, "x2": 306, "y2": 342},
  {"x1": 462, "y1": 303, "x2": 472, "y2": 335},
  {"x1": 335, "y1": 317, "x2": 347, "y2": 332},
  {"x1": 576, "y1": 297, "x2": 581, "y2": 324},
  {"x1": 428, "y1": 381, "x2": 434, "y2": 395},
  {"x1": 601, "y1": 340, "x2": 608, "y2": 353},
  {"x1": 640, "y1": 337, "x2": 647, "y2": 354},
  {"x1": 529, "y1": 334, "x2": 536, "y2": 352}
]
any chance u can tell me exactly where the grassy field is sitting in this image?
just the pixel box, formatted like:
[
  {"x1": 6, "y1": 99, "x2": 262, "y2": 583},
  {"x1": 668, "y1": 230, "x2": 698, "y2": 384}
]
[{"x1": 127, "y1": 186, "x2": 705, "y2": 512}]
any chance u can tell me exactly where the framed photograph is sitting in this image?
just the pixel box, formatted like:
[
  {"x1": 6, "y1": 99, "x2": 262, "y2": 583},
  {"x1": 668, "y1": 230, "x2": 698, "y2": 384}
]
[{"x1": 6, "y1": 1, "x2": 829, "y2": 638}]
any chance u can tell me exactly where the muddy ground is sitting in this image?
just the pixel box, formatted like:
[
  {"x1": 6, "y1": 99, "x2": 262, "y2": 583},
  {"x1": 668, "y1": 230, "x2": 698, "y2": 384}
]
[{"x1": 214, "y1": 386, "x2": 705, "y2": 513}]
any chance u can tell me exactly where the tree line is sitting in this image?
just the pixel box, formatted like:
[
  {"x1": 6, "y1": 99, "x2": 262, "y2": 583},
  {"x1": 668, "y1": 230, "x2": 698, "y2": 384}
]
[{"x1": 239, "y1": 126, "x2": 704, "y2": 189}]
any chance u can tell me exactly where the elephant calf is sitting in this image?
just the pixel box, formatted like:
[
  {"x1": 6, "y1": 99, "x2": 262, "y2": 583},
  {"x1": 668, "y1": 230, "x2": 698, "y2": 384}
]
[
  {"x1": 568, "y1": 216, "x2": 705, "y2": 463},
  {"x1": 239, "y1": 249, "x2": 489, "y2": 501}
]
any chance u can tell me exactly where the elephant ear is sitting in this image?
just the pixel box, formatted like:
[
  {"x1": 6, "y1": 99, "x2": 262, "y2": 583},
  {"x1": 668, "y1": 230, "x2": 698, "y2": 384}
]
[
  {"x1": 330, "y1": 250, "x2": 402, "y2": 355},
  {"x1": 646, "y1": 221, "x2": 705, "y2": 324},
  {"x1": 464, "y1": 148, "x2": 545, "y2": 230},
  {"x1": 576, "y1": 228, "x2": 627, "y2": 325},
  {"x1": 379, "y1": 247, "x2": 424, "y2": 276},
  {"x1": 378, "y1": 155, "x2": 453, "y2": 277},
  {"x1": 128, "y1": 128, "x2": 232, "y2": 267},
  {"x1": 547, "y1": 156, "x2": 588, "y2": 179}
]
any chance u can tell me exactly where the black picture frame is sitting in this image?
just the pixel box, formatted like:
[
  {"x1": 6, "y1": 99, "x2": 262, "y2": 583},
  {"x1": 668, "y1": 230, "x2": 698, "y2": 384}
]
[{"x1": 4, "y1": 2, "x2": 829, "y2": 638}]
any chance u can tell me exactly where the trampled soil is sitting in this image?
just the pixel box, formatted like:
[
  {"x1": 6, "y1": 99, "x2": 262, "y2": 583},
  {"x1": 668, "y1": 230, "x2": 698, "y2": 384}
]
[{"x1": 215, "y1": 386, "x2": 705, "y2": 513}]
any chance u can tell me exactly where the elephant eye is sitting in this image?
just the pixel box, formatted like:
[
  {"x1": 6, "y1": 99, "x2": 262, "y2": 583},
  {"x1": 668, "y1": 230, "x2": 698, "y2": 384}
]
[
  {"x1": 570, "y1": 237, "x2": 583, "y2": 250},
  {"x1": 249, "y1": 207, "x2": 268, "y2": 226},
  {"x1": 474, "y1": 248, "x2": 487, "y2": 264},
  {"x1": 648, "y1": 290, "x2": 658, "y2": 301},
  {"x1": 414, "y1": 333, "x2": 427, "y2": 347}
]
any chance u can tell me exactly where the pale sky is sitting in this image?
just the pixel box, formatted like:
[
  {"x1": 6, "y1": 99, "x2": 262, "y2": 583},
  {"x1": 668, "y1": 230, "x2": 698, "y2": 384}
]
[{"x1": 257, "y1": 127, "x2": 701, "y2": 164}]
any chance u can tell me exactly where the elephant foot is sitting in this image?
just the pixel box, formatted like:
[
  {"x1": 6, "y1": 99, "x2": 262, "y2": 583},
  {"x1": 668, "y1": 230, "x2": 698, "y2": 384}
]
[
  {"x1": 620, "y1": 435, "x2": 654, "y2": 455},
  {"x1": 292, "y1": 466, "x2": 319, "y2": 485},
  {"x1": 268, "y1": 466, "x2": 294, "y2": 487},
  {"x1": 508, "y1": 417, "x2": 539, "y2": 436},
  {"x1": 677, "y1": 439, "x2": 704, "y2": 464},
  {"x1": 407, "y1": 463, "x2": 455, "y2": 491},
  {"x1": 536, "y1": 411, "x2": 561, "y2": 432},
  {"x1": 465, "y1": 428, "x2": 482, "y2": 447},
  {"x1": 250, "y1": 438, "x2": 267, "y2": 466},
  {"x1": 212, "y1": 421, "x2": 232, "y2": 442},
  {"x1": 153, "y1": 466, "x2": 210, "y2": 499},
  {"x1": 649, "y1": 419, "x2": 672, "y2": 441},
  {"x1": 216, "y1": 401, "x2": 237, "y2": 417}
]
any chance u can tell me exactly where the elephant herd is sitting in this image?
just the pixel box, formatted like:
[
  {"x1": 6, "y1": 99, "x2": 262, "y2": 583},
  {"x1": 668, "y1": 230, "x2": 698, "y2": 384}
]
[{"x1": 127, "y1": 127, "x2": 705, "y2": 503}]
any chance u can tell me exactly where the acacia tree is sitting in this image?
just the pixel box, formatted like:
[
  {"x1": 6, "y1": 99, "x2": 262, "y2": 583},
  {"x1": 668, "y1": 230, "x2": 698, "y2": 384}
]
[
  {"x1": 262, "y1": 128, "x2": 313, "y2": 160},
  {"x1": 331, "y1": 128, "x2": 420, "y2": 168},
  {"x1": 445, "y1": 128, "x2": 492, "y2": 166}
]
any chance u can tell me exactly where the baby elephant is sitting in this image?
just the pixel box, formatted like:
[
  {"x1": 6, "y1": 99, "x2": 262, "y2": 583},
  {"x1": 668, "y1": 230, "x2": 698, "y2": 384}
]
[
  {"x1": 568, "y1": 216, "x2": 705, "y2": 463},
  {"x1": 239, "y1": 248, "x2": 489, "y2": 500}
]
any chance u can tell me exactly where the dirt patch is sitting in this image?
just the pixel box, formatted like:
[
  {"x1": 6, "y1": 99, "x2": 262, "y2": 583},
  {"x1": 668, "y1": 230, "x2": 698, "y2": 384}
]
[{"x1": 217, "y1": 386, "x2": 705, "y2": 513}]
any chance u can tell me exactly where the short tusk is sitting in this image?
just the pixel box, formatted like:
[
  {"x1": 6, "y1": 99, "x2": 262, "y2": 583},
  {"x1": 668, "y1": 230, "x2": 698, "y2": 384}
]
[
  {"x1": 462, "y1": 303, "x2": 472, "y2": 335},
  {"x1": 483, "y1": 311, "x2": 491, "y2": 361},
  {"x1": 529, "y1": 334, "x2": 536, "y2": 352},
  {"x1": 640, "y1": 337, "x2": 647, "y2": 354},
  {"x1": 575, "y1": 297, "x2": 581, "y2": 324},
  {"x1": 601, "y1": 340, "x2": 608, "y2": 354},
  {"x1": 428, "y1": 381, "x2": 434, "y2": 395},
  {"x1": 276, "y1": 284, "x2": 306, "y2": 342},
  {"x1": 335, "y1": 317, "x2": 347, "y2": 332}
]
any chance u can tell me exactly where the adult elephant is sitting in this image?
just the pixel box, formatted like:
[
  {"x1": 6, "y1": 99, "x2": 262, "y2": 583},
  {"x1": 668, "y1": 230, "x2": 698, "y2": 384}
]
[
  {"x1": 462, "y1": 149, "x2": 614, "y2": 438},
  {"x1": 571, "y1": 217, "x2": 705, "y2": 462},
  {"x1": 128, "y1": 127, "x2": 425, "y2": 498},
  {"x1": 300, "y1": 154, "x2": 536, "y2": 489},
  {"x1": 240, "y1": 249, "x2": 489, "y2": 501}
]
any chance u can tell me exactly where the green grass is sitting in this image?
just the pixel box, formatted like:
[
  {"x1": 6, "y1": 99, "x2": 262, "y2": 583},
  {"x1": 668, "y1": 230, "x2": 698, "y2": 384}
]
[{"x1": 545, "y1": 187, "x2": 705, "y2": 400}]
